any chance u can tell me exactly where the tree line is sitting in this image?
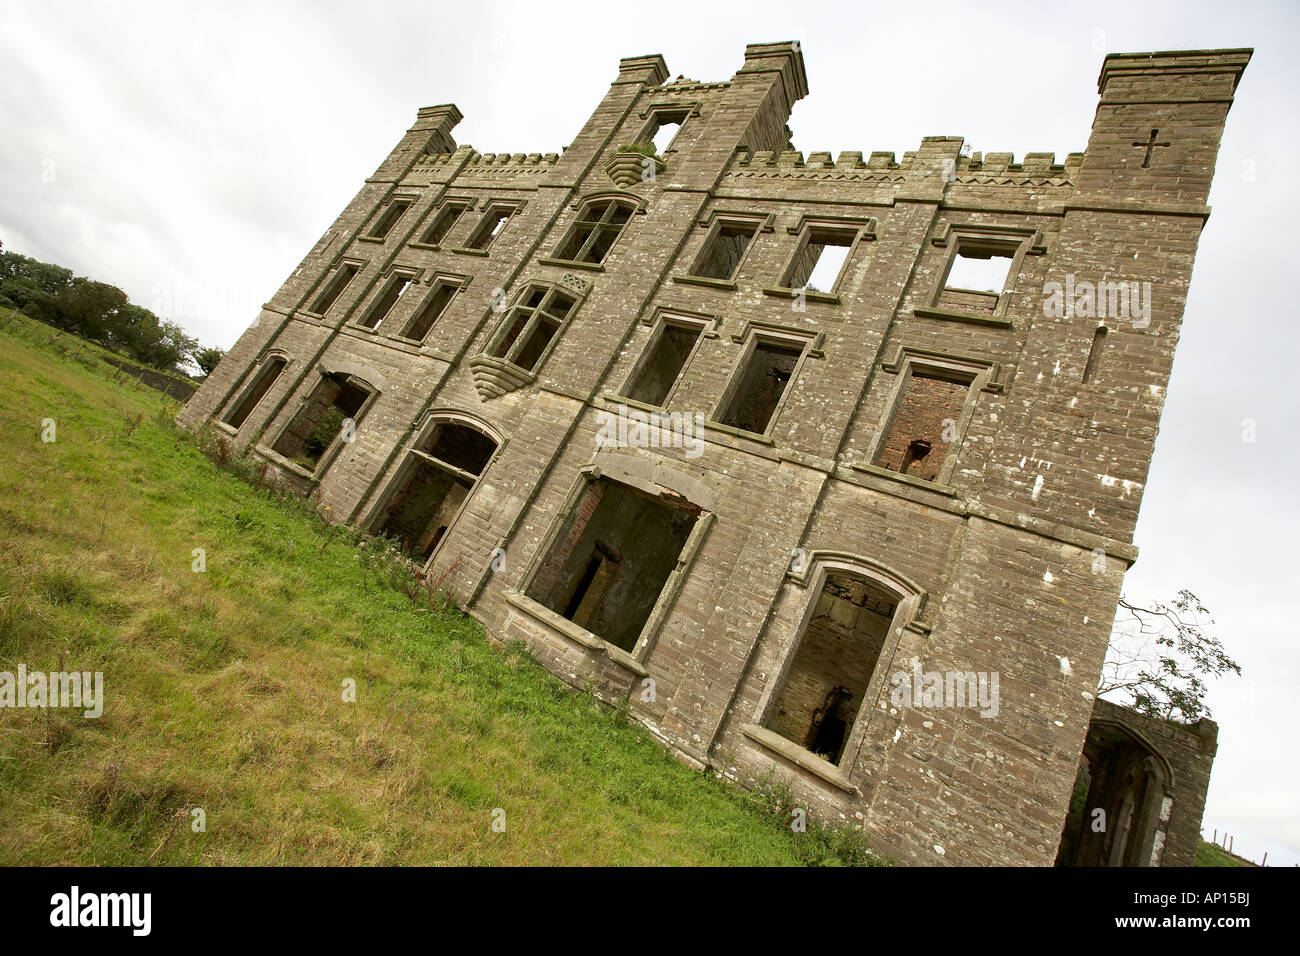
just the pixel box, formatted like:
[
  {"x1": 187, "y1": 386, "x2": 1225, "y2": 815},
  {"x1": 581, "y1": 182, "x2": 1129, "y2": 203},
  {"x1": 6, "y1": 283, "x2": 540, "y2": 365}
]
[{"x1": 0, "y1": 247, "x2": 224, "y2": 375}]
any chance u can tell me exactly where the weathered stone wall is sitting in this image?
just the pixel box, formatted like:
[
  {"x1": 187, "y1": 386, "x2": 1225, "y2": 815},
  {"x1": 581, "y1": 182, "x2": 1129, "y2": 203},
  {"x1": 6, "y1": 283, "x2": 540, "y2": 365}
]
[{"x1": 179, "y1": 43, "x2": 1249, "y2": 865}]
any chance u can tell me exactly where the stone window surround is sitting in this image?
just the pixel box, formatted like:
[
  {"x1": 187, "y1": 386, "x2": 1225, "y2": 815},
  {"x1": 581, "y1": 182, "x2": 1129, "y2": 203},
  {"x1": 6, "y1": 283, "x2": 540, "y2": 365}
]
[
  {"x1": 347, "y1": 267, "x2": 470, "y2": 348},
  {"x1": 917, "y1": 222, "x2": 1047, "y2": 327},
  {"x1": 298, "y1": 255, "x2": 368, "y2": 320},
  {"x1": 358, "y1": 191, "x2": 420, "y2": 243},
  {"x1": 743, "y1": 551, "x2": 926, "y2": 793},
  {"x1": 453, "y1": 198, "x2": 527, "y2": 256},
  {"x1": 676, "y1": 209, "x2": 775, "y2": 288},
  {"x1": 608, "y1": 306, "x2": 721, "y2": 410},
  {"x1": 707, "y1": 319, "x2": 824, "y2": 441},
  {"x1": 540, "y1": 190, "x2": 647, "y2": 271},
  {"x1": 633, "y1": 103, "x2": 701, "y2": 155},
  {"x1": 481, "y1": 279, "x2": 587, "y2": 378},
  {"x1": 853, "y1": 346, "x2": 1001, "y2": 492},
  {"x1": 767, "y1": 213, "x2": 878, "y2": 305},
  {"x1": 359, "y1": 410, "x2": 506, "y2": 572},
  {"x1": 255, "y1": 367, "x2": 381, "y2": 483},
  {"x1": 409, "y1": 195, "x2": 476, "y2": 250},
  {"x1": 351, "y1": 264, "x2": 423, "y2": 333},
  {"x1": 214, "y1": 349, "x2": 294, "y2": 437},
  {"x1": 506, "y1": 452, "x2": 716, "y2": 676}
]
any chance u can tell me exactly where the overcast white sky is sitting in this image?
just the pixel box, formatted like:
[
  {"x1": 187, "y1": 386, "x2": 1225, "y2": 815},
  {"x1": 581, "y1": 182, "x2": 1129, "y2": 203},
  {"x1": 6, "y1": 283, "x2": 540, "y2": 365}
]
[{"x1": 2, "y1": 0, "x2": 1296, "y2": 866}]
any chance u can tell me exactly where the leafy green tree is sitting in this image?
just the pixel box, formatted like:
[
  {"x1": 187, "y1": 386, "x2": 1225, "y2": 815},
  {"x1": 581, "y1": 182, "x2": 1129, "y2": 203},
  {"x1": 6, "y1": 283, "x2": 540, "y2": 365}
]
[
  {"x1": 53, "y1": 279, "x2": 128, "y2": 341},
  {"x1": 193, "y1": 345, "x2": 225, "y2": 376},
  {"x1": 1, "y1": 247, "x2": 201, "y2": 372},
  {"x1": 0, "y1": 251, "x2": 73, "y2": 294}
]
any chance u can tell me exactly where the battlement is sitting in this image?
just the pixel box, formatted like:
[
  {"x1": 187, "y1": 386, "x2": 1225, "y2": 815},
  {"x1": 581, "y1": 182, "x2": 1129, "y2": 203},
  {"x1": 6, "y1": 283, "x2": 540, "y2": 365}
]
[
  {"x1": 415, "y1": 147, "x2": 561, "y2": 168},
  {"x1": 730, "y1": 141, "x2": 1081, "y2": 185}
]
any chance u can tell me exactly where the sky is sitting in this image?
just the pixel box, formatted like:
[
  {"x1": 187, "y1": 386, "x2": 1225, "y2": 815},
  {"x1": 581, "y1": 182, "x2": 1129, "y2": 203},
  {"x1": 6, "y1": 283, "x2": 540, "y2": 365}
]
[{"x1": 2, "y1": 0, "x2": 1296, "y2": 865}]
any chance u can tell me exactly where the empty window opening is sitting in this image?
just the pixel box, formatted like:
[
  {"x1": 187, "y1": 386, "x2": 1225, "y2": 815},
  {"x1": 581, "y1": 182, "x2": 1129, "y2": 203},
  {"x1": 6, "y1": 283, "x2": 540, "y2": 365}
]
[
  {"x1": 561, "y1": 541, "x2": 623, "y2": 625},
  {"x1": 691, "y1": 222, "x2": 758, "y2": 281},
  {"x1": 785, "y1": 228, "x2": 855, "y2": 293},
  {"x1": 374, "y1": 422, "x2": 496, "y2": 560},
  {"x1": 272, "y1": 373, "x2": 371, "y2": 472},
  {"x1": 874, "y1": 370, "x2": 971, "y2": 483},
  {"x1": 420, "y1": 422, "x2": 496, "y2": 476},
  {"x1": 624, "y1": 322, "x2": 702, "y2": 407},
  {"x1": 526, "y1": 477, "x2": 699, "y2": 653},
  {"x1": 359, "y1": 275, "x2": 414, "y2": 330},
  {"x1": 640, "y1": 110, "x2": 689, "y2": 155},
  {"x1": 222, "y1": 357, "x2": 286, "y2": 430},
  {"x1": 420, "y1": 203, "x2": 467, "y2": 245},
  {"x1": 555, "y1": 199, "x2": 635, "y2": 264},
  {"x1": 488, "y1": 286, "x2": 576, "y2": 372},
  {"x1": 309, "y1": 262, "x2": 359, "y2": 315},
  {"x1": 1083, "y1": 326, "x2": 1107, "y2": 383},
  {"x1": 401, "y1": 282, "x2": 458, "y2": 342},
  {"x1": 766, "y1": 572, "x2": 896, "y2": 764},
  {"x1": 718, "y1": 339, "x2": 803, "y2": 435},
  {"x1": 940, "y1": 242, "x2": 1016, "y2": 314},
  {"x1": 366, "y1": 199, "x2": 412, "y2": 240},
  {"x1": 465, "y1": 205, "x2": 514, "y2": 250}
]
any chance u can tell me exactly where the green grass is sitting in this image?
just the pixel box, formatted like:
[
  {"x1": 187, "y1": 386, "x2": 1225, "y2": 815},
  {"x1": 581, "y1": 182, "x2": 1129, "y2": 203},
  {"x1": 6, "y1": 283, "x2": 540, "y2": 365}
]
[
  {"x1": 0, "y1": 310, "x2": 885, "y2": 866},
  {"x1": 1195, "y1": 841, "x2": 1258, "y2": 867}
]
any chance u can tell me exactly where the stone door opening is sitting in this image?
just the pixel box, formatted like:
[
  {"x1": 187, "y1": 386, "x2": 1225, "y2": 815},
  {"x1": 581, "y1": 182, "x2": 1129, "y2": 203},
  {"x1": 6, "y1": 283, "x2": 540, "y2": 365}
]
[{"x1": 1055, "y1": 721, "x2": 1171, "y2": 866}]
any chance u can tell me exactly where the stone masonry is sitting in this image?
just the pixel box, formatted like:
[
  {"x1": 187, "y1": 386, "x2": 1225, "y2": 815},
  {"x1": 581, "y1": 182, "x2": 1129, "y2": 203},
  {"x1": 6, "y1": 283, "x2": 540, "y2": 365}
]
[{"x1": 178, "y1": 43, "x2": 1250, "y2": 865}]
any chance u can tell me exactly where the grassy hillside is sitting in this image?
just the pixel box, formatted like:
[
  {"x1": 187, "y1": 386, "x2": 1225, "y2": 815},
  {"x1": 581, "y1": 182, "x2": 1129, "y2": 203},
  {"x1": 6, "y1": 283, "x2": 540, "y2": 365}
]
[
  {"x1": 1195, "y1": 840, "x2": 1258, "y2": 867},
  {"x1": 0, "y1": 311, "x2": 882, "y2": 866}
]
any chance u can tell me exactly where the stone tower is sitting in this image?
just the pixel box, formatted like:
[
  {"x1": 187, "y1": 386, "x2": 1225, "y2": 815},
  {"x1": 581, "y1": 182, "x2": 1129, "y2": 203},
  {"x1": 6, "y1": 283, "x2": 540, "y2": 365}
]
[{"x1": 178, "y1": 43, "x2": 1250, "y2": 865}]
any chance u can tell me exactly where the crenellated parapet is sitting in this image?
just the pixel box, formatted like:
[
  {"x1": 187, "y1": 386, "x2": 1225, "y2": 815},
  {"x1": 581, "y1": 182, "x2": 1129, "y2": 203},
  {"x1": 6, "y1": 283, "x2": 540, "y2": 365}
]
[{"x1": 729, "y1": 142, "x2": 1081, "y2": 188}]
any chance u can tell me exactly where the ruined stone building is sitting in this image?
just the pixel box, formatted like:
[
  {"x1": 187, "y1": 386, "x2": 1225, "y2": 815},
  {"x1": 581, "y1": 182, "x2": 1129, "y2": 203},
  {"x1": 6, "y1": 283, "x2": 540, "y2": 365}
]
[{"x1": 179, "y1": 43, "x2": 1248, "y2": 865}]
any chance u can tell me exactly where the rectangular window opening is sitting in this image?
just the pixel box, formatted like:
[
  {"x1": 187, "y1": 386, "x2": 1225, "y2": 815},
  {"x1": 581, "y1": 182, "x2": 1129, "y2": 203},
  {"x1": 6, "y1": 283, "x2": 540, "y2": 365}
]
[
  {"x1": 223, "y1": 357, "x2": 286, "y2": 430},
  {"x1": 512, "y1": 317, "x2": 560, "y2": 372},
  {"x1": 766, "y1": 572, "x2": 896, "y2": 765},
  {"x1": 271, "y1": 374, "x2": 370, "y2": 472},
  {"x1": 691, "y1": 222, "x2": 758, "y2": 281},
  {"x1": 640, "y1": 110, "x2": 689, "y2": 155},
  {"x1": 358, "y1": 275, "x2": 414, "y2": 330},
  {"x1": 420, "y1": 203, "x2": 467, "y2": 246},
  {"x1": 873, "y1": 370, "x2": 971, "y2": 483},
  {"x1": 401, "y1": 283, "x2": 457, "y2": 342},
  {"x1": 309, "y1": 263, "x2": 359, "y2": 315},
  {"x1": 785, "y1": 228, "x2": 855, "y2": 293},
  {"x1": 624, "y1": 322, "x2": 702, "y2": 407},
  {"x1": 367, "y1": 200, "x2": 412, "y2": 240},
  {"x1": 940, "y1": 242, "x2": 1016, "y2": 314},
  {"x1": 466, "y1": 205, "x2": 514, "y2": 250},
  {"x1": 718, "y1": 339, "x2": 803, "y2": 435},
  {"x1": 525, "y1": 477, "x2": 699, "y2": 653}
]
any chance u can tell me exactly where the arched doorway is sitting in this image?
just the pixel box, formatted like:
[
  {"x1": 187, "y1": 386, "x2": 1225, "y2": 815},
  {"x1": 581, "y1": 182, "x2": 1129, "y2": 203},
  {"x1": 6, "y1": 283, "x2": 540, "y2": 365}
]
[{"x1": 1056, "y1": 719, "x2": 1173, "y2": 866}]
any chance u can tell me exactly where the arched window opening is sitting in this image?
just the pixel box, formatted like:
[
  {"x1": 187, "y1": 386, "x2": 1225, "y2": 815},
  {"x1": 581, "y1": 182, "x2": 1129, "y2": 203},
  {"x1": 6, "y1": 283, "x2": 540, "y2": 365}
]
[
  {"x1": 374, "y1": 421, "x2": 497, "y2": 561},
  {"x1": 765, "y1": 570, "x2": 897, "y2": 764},
  {"x1": 554, "y1": 198, "x2": 636, "y2": 265}
]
